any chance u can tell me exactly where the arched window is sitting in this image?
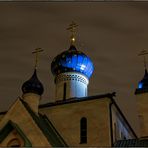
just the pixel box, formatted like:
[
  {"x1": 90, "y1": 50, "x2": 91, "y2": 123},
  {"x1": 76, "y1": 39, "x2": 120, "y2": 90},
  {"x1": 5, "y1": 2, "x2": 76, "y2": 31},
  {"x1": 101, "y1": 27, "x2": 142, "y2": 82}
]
[
  {"x1": 63, "y1": 82, "x2": 67, "y2": 100},
  {"x1": 80, "y1": 117, "x2": 87, "y2": 144},
  {"x1": 7, "y1": 138, "x2": 22, "y2": 147}
]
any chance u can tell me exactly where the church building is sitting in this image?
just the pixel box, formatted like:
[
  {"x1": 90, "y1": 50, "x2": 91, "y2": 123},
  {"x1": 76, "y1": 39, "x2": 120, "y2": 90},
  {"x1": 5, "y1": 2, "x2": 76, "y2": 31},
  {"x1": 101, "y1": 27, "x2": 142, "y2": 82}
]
[{"x1": 0, "y1": 23, "x2": 148, "y2": 147}]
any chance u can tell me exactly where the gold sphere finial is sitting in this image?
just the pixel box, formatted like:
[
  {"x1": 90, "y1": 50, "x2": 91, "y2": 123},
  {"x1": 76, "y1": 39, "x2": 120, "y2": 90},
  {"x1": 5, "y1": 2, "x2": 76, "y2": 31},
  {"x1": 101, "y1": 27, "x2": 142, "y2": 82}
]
[{"x1": 67, "y1": 21, "x2": 78, "y2": 45}]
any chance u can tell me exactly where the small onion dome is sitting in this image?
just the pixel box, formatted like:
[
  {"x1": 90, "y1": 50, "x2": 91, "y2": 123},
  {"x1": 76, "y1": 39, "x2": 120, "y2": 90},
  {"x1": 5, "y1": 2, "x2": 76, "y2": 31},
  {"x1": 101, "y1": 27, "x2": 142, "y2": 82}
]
[
  {"x1": 138, "y1": 69, "x2": 148, "y2": 89},
  {"x1": 51, "y1": 45, "x2": 94, "y2": 79},
  {"x1": 135, "y1": 69, "x2": 148, "y2": 94},
  {"x1": 22, "y1": 69, "x2": 44, "y2": 95}
]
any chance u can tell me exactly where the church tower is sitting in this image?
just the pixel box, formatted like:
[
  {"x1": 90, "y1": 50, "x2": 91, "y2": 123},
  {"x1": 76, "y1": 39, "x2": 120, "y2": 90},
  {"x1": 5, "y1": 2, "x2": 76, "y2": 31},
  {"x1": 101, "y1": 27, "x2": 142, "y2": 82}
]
[
  {"x1": 51, "y1": 22, "x2": 94, "y2": 101},
  {"x1": 21, "y1": 48, "x2": 44, "y2": 113},
  {"x1": 135, "y1": 49, "x2": 148, "y2": 138}
]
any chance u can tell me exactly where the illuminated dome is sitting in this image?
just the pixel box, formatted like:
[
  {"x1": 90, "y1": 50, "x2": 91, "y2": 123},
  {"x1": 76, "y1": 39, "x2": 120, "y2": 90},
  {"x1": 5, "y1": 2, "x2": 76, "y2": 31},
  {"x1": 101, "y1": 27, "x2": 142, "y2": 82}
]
[
  {"x1": 138, "y1": 69, "x2": 148, "y2": 89},
  {"x1": 22, "y1": 69, "x2": 44, "y2": 95},
  {"x1": 135, "y1": 69, "x2": 148, "y2": 94},
  {"x1": 51, "y1": 45, "x2": 94, "y2": 79}
]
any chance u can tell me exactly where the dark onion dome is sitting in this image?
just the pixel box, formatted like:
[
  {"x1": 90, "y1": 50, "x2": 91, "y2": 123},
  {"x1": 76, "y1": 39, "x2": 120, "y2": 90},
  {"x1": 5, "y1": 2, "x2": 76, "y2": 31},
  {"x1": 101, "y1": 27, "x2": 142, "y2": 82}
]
[
  {"x1": 22, "y1": 69, "x2": 44, "y2": 95},
  {"x1": 135, "y1": 69, "x2": 148, "y2": 94},
  {"x1": 51, "y1": 45, "x2": 94, "y2": 79}
]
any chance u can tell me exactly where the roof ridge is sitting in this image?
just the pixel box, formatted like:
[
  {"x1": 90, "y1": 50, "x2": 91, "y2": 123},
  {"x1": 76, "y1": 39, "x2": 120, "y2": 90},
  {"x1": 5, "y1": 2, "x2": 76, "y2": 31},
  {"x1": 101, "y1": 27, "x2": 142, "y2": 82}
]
[
  {"x1": 114, "y1": 138, "x2": 148, "y2": 147},
  {"x1": 20, "y1": 99, "x2": 68, "y2": 147},
  {"x1": 39, "y1": 92, "x2": 116, "y2": 108},
  {"x1": 39, "y1": 114, "x2": 68, "y2": 147},
  {"x1": 0, "y1": 120, "x2": 31, "y2": 146}
]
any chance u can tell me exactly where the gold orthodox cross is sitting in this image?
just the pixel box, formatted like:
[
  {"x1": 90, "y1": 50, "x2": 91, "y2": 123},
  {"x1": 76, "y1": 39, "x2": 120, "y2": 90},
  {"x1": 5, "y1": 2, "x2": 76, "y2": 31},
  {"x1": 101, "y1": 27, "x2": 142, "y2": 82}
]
[
  {"x1": 138, "y1": 49, "x2": 148, "y2": 69},
  {"x1": 67, "y1": 21, "x2": 78, "y2": 45},
  {"x1": 32, "y1": 48, "x2": 44, "y2": 69}
]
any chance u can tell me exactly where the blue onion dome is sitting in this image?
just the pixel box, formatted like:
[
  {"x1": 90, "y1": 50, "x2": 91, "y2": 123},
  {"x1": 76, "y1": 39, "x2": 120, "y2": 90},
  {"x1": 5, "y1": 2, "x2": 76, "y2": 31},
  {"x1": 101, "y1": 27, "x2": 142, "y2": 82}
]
[
  {"x1": 51, "y1": 45, "x2": 94, "y2": 79},
  {"x1": 135, "y1": 69, "x2": 148, "y2": 94},
  {"x1": 22, "y1": 69, "x2": 44, "y2": 95}
]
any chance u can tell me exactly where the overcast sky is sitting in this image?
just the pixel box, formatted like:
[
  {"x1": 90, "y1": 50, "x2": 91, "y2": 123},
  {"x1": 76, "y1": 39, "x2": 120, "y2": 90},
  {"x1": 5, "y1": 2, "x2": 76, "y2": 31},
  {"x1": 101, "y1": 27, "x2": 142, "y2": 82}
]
[{"x1": 1, "y1": 2, "x2": 148, "y2": 134}]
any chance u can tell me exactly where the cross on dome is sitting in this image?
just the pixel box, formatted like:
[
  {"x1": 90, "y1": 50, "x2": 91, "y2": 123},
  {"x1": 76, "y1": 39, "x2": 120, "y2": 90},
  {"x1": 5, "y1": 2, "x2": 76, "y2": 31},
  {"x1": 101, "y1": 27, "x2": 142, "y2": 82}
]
[
  {"x1": 32, "y1": 48, "x2": 44, "y2": 69},
  {"x1": 21, "y1": 48, "x2": 44, "y2": 96},
  {"x1": 67, "y1": 21, "x2": 78, "y2": 45},
  {"x1": 138, "y1": 49, "x2": 148, "y2": 70}
]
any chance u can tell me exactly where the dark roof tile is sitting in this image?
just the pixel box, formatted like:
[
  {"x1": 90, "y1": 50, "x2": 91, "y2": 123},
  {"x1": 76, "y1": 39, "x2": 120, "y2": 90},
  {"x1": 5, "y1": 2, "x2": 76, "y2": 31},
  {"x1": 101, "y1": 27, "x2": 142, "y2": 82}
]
[{"x1": 114, "y1": 139, "x2": 148, "y2": 147}]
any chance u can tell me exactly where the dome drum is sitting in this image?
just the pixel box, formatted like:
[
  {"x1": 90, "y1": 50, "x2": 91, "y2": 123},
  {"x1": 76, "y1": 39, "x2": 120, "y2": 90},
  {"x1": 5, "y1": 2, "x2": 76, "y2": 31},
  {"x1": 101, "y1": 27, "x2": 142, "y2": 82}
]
[
  {"x1": 55, "y1": 72, "x2": 89, "y2": 85},
  {"x1": 55, "y1": 72, "x2": 88, "y2": 100}
]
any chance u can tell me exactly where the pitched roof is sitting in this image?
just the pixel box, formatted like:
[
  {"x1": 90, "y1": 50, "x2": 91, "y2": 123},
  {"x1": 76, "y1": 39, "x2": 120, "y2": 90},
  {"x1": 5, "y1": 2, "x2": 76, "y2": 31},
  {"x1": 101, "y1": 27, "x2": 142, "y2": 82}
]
[
  {"x1": 114, "y1": 139, "x2": 148, "y2": 147},
  {"x1": 0, "y1": 120, "x2": 32, "y2": 146},
  {"x1": 110, "y1": 98, "x2": 137, "y2": 139},
  {"x1": 20, "y1": 99, "x2": 68, "y2": 147}
]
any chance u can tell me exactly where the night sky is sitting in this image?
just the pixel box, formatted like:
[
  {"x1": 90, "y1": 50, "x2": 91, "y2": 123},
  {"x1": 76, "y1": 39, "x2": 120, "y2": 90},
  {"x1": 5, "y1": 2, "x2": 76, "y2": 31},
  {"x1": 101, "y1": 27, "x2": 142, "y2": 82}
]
[{"x1": 0, "y1": 2, "x2": 148, "y2": 134}]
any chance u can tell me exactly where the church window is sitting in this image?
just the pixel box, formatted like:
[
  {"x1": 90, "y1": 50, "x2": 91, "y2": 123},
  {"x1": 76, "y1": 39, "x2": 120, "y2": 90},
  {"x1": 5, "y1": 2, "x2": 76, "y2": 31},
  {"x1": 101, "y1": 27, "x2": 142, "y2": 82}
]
[
  {"x1": 80, "y1": 117, "x2": 87, "y2": 144},
  {"x1": 63, "y1": 82, "x2": 67, "y2": 100}
]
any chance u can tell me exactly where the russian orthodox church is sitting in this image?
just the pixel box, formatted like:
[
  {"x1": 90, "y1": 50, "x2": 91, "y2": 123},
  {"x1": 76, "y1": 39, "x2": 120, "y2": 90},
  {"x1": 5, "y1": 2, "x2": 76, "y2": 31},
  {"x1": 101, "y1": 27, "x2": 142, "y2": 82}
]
[{"x1": 0, "y1": 23, "x2": 148, "y2": 147}]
